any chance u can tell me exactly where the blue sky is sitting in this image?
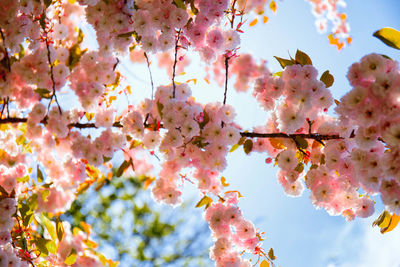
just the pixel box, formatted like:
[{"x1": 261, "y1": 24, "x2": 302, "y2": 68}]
[
  {"x1": 78, "y1": 1, "x2": 400, "y2": 266},
  {"x1": 220, "y1": 1, "x2": 400, "y2": 267}
]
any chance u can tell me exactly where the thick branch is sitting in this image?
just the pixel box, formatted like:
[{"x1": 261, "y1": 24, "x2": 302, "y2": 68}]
[
  {"x1": 0, "y1": 117, "x2": 345, "y2": 141},
  {"x1": 239, "y1": 132, "x2": 343, "y2": 140}
]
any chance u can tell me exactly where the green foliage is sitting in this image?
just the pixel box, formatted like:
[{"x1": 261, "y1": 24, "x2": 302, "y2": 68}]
[
  {"x1": 274, "y1": 49, "x2": 312, "y2": 68},
  {"x1": 34, "y1": 88, "x2": 52, "y2": 99},
  {"x1": 116, "y1": 159, "x2": 132, "y2": 177},
  {"x1": 65, "y1": 174, "x2": 211, "y2": 267},
  {"x1": 295, "y1": 49, "x2": 312, "y2": 66},
  {"x1": 273, "y1": 56, "x2": 294, "y2": 69},
  {"x1": 64, "y1": 248, "x2": 78, "y2": 265},
  {"x1": 373, "y1": 27, "x2": 400, "y2": 50},
  {"x1": 243, "y1": 139, "x2": 253, "y2": 154},
  {"x1": 320, "y1": 70, "x2": 334, "y2": 88}
]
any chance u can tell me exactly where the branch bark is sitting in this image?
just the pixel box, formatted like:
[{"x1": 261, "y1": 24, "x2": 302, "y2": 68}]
[{"x1": 0, "y1": 117, "x2": 345, "y2": 141}]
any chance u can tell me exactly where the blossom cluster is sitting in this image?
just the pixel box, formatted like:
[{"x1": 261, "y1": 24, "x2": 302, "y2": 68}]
[
  {"x1": 6, "y1": 0, "x2": 398, "y2": 266},
  {"x1": 305, "y1": 0, "x2": 351, "y2": 49},
  {"x1": 84, "y1": 0, "x2": 242, "y2": 56},
  {"x1": 205, "y1": 194, "x2": 258, "y2": 267},
  {"x1": 254, "y1": 63, "x2": 333, "y2": 133},
  {"x1": 250, "y1": 54, "x2": 400, "y2": 220},
  {"x1": 120, "y1": 83, "x2": 241, "y2": 201},
  {"x1": 0, "y1": 194, "x2": 29, "y2": 267},
  {"x1": 336, "y1": 53, "x2": 400, "y2": 215}
]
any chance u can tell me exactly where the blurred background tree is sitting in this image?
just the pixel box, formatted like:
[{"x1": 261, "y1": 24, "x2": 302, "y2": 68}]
[{"x1": 64, "y1": 174, "x2": 212, "y2": 267}]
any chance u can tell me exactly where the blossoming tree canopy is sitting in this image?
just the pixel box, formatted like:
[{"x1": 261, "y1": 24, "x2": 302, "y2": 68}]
[{"x1": 0, "y1": 0, "x2": 400, "y2": 266}]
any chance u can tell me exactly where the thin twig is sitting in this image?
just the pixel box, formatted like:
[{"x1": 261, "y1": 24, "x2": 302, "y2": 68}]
[
  {"x1": 0, "y1": 99, "x2": 5, "y2": 118},
  {"x1": 229, "y1": 0, "x2": 238, "y2": 29},
  {"x1": 143, "y1": 52, "x2": 154, "y2": 100},
  {"x1": 0, "y1": 28, "x2": 11, "y2": 72},
  {"x1": 1, "y1": 29, "x2": 11, "y2": 119},
  {"x1": 6, "y1": 97, "x2": 9, "y2": 118},
  {"x1": 223, "y1": 55, "x2": 230, "y2": 106},
  {"x1": 39, "y1": 12, "x2": 62, "y2": 115},
  {"x1": 45, "y1": 37, "x2": 62, "y2": 114},
  {"x1": 172, "y1": 29, "x2": 181, "y2": 98}
]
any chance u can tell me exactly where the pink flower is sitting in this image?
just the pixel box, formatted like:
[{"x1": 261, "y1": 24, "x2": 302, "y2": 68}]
[{"x1": 355, "y1": 197, "x2": 375, "y2": 218}]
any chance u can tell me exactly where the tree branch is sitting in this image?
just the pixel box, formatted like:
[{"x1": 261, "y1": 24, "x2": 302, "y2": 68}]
[
  {"x1": 39, "y1": 12, "x2": 62, "y2": 115},
  {"x1": 223, "y1": 55, "x2": 230, "y2": 106},
  {"x1": 144, "y1": 52, "x2": 155, "y2": 101},
  {"x1": 0, "y1": 28, "x2": 11, "y2": 72},
  {"x1": 1, "y1": 28, "x2": 11, "y2": 119},
  {"x1": 239, "y1": 131, "x2": 343, "y2": 141},
  {"x1": 0, "y1": 117, "x2": 346, "y2": 141},
  {"x1": 172, "y1": 29, "x2": 181, "y2": 98}
]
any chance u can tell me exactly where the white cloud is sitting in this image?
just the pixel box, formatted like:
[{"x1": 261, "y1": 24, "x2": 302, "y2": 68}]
[{"x1": 329, "y1": 219, "x2": 400, "y2": 267}]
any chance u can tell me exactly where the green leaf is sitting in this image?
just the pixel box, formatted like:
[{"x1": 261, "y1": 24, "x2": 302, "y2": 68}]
[
  {"x1": 273, "y1": 71, "x2": 283, "y2": 77},
  {"x1": 373, "y1": 27, "x2": 400, "y2": 50},
  {"x1": 117, "y1": 31, "x2": 135, "y2": 38},
  {"x1": 28, "y1": 194, "x2": 38, "y2": 211},
  {"x1": 102, "y1": 155, "x2": 112, "y2": 163},
  {"x1": 294, "y1": 136, "x2": 308, "y2": 149},
  {"x1": 39, "y1": 213, "x2": 57, "y2": 242},
  {"x1": 295, "y1": 49, "x2": 312, "y2": 66},
  {"x1": 268, "y1": 248, "x2": 276, "y2": 260},
  {"x1": 34, "y1": 237, "x2": 49, "y2": 256},
  {"x1": 295, "y1": 162, "x2": 304, "y2": 173},
  {"x1": 380, "y1": 54, "x2": 393, "y2": 60},
  {"x1": 192, "y1": 136, "x2": 209, "y2": 148},
  {"x1": 17, "y1": 175, "x2": 29, "y2": 183},
  {"x1": 310, "y1": 164, "x2": 318, "y2": 170},
  {"x1": 156, "y1": 101, "x2": 164, "y2": 118},
  {"x1": 243, "y1": 139, "x2": 253, "y2": 154},
  {"x1": 229, "y1": 143, "x2": 239, "y2": 153},
  {"x1": 44, "y1": 0, "x2": 52, "y2": 8},
  {"x1": 116, "y1": 159, "x2": 131, "y2": 177},
  {"x1": 198, "y1": 111, "x2": 210, "y2": 129},
  {"x1": 33, "y1": 237, "x2": 56, "y2": 255},
  {"x1": 64, "y1": 248, "x2": 77, "y2": 265},
  {"x1": 195, "y1": 196, "x2": 212, "y2": 209},
  {"x1": 274, "y1": 56, "x2": 294, "y2": 69},
  {"x1": 173, "y1": 0, "x2": 186, "y2": 9},
  {"x1": 46, "y1": 240, "x2": 57, "y2": 254},
  {"x1": 23, "y1": 213, "x2": 34, "y2": 227},
  {"x1": 320, "y1": 70, "x2": 334, "y2": 88},
  {"x1": 67, "y1": 44, "x2": 87, "y2": 70},
  {"x1": 41, "y1": 189, "x2": 50, "y2": 201},
  {"x1": 188, "y1": 0, "x2": 198, "y2": 14},
  {"x1": 37, "y1": 165, "x2": 44, "y2": 183},
  {"x1": 39, "y1": 15, "x2": 46, "y2": 29},
  {"x1": 34, "y1": 88, "x2": 51, "y2": 99},
  {"x1": 373, "y1": 210, "x2": 390, "y2": 227},
  {"x1": 0, "y1": 185, "x2": 9, "y2": 197},
  {"x1": 77, "y1": 28, "x2": 84, "y2": 44}
]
